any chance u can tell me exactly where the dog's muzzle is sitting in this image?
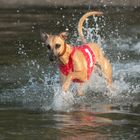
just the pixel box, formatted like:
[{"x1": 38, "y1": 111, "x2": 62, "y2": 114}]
[{"x1": 49, "y1": 51, "x2": 56, "y2": 61}]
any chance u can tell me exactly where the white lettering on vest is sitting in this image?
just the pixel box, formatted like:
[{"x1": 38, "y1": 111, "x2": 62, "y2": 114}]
[{"x1": 85, "y1": 48, "x2": 93, "y2": 68}]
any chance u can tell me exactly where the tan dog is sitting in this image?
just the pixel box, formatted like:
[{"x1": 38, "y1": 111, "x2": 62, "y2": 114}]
[{"x1": 41, "y1": 11, "x2": 112, "y2": 94}]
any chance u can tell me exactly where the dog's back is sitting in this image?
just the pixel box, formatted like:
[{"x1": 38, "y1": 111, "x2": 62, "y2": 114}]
[{"x1": 77, "y1": 11, "x2": 112, "y2": 86}]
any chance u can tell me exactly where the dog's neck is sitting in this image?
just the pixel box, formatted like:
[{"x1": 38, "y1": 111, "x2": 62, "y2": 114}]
[
  {"x1": 59, "y1": 43, "x2": 72, "y2": 65},
  {"x1": 58, "y1": 43, "x2": 67, "y2": 57}
]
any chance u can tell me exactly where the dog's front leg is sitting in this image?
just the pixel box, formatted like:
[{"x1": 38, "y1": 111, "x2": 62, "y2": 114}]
[
  {"x1": 62, "y1": 76, "x2": 71, "y2": 92},
  {"x1": 62, "y1": 72, "x2": 85, "y2": 92}
]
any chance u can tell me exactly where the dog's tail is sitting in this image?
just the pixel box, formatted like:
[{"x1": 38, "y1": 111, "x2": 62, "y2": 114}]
[{"x1": 78, "y1": 11, "x2": 103, "y2": 43}]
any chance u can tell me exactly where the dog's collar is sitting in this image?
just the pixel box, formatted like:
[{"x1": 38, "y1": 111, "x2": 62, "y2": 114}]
[{"x1": 58, "y1": 43, "x2": 67, "y2": 57}]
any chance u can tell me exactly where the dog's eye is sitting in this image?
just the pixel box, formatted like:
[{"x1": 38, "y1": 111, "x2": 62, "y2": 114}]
[
  {"x1": 55, "y1": 44, "x2": 61, "y2": 49},
  {"x1": 46, "y1": 44, "x2": 51, "y2": 50}
]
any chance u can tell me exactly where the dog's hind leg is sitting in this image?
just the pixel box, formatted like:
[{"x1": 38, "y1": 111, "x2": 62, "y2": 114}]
[
  {"x1": 102, "y1": 59, "x2": 112, "y2": 86},
  {"x1": 96, "y1": 52, "x2": 112, "y2": 86},
  {"x1": 91, "y1": 44, "x2": 112, "y2": 86}
]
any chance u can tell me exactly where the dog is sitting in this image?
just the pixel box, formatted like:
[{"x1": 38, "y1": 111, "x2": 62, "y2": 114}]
[{"x1": 41, "y1": 11, "x2": 112, "y2": 95}]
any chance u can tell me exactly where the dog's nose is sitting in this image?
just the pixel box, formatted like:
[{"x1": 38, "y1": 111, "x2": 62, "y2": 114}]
[
  {"x1": 49, "y1": 56, "x2": 54, "y2": 61},
  {"x1": 49, "y1": 53, "x2": 55, "y2": 61},
  {"x1": 48, "y1": 50, "x2": 54, "y2": 61}
]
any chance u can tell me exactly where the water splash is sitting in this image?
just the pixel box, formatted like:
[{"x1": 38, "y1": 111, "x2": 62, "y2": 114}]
[{"x1": 0, "y1": 14, "x2": 139, "y2": 112}]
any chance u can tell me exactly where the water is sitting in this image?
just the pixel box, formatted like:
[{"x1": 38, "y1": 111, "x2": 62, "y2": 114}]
[{"x1": 0, "y1": 7, "x2": 140, "y2": 140}]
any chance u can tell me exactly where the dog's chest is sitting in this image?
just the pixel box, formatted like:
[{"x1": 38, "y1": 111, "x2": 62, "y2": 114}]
[{"x1": 59, "y1": 44, "x2": 96, "y2": 82}]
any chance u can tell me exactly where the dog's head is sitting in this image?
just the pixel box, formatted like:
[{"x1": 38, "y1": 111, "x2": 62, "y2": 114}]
[{"x1": 41, "y1": 32, "x2": 68, "y2": 61}]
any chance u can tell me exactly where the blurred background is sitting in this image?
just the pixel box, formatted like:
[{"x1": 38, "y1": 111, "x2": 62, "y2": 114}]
[{"x1": 0, "y1": 0, "x2": 139, "y2": 7}]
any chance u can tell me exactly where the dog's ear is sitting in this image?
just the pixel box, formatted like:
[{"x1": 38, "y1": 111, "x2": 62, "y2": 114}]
[
  {"x1": 41, "y1": 32, "x2": 49, "y2": 41},
  {"x1": 59, "y1": 32, "x2": 68, "y2": 40}
]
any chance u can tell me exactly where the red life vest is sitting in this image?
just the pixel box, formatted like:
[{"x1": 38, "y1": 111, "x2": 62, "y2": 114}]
[{"x1": 59, "y1": 44, "x2": 96, "y2": 83}]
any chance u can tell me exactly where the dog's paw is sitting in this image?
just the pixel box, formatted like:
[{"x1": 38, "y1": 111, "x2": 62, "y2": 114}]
[
  {"x1": 77, "y1": 89, "x2": 85, "y2": 96},
  {"x1": 77, "y1": 92, "x2": 85, "y2": 96},
  {"x1": 62, "y1": 82, "x2": 70, "y2": 92}
]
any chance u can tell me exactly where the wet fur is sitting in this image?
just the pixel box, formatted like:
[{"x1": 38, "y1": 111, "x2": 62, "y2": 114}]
[{"x1": 41, "y1": 11, "x2": 112, "y2": 94}]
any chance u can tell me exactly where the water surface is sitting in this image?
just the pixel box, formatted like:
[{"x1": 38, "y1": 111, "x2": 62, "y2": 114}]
[{"x1": 0, "y1": 7, "x2": 140, "y2": 140}]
